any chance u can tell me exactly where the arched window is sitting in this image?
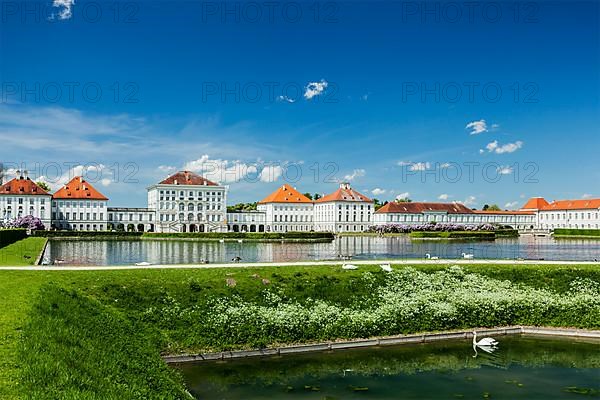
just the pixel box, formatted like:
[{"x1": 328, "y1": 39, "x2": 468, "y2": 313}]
[
  {"x1": 188, "y1": 213, "x2": 194, "y2": 222},
  {"x1": 188, "y1": 203, "x2": 194, "y2": 211},
  {"x1": 179, "y1": 203, "x2": 185, "y2": 211},
  {"x1": 178, "y1": 213, "x2": 184, "y2": 221},
  {"x1": 197, "y1": 213, "x2": 203, "y2": 221}
]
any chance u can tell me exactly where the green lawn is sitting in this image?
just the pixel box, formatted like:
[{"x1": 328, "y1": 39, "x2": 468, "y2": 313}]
[
  {"x1": 0, "y1": 263, "x2": 599, "y2": 399},
  {"x1": 0, "y1": 238, "x2": 47, "y2": 266}
]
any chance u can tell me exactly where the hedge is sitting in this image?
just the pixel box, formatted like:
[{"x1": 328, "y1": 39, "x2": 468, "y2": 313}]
[
  {"x1": 409, "y1": 231, "x2": 496, "y2": 240},
  {"x1": 495, "y1": 229, "x2": 520, "y2": 237},
  {"x1": 142, "y1": 231, "x2": 335, "y2": 240},
  {"x1": 554, "y1": 228, "x2": 600, "y2": 237},
  {"x1": 0, "y1": 229, "x2": 28, "y2": 248},
  {"x1": 33, "y1": 231, "x2": 143, "y2": 238}
]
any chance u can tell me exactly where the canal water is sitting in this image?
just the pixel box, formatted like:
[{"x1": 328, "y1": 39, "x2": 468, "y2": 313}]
[
  {"x1": 42, "y1": 236, "x2": 600, "y2": 265},
  {"x1": 174, "y1": 336, "x2": 600, "y2": 400}
]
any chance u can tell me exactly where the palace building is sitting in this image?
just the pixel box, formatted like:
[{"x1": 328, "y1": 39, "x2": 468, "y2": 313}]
[
  {"x1": 1, "y1": 169, "x2": 598, "y2": 233},
  {"x1": 0, "y1": 175, "x2": 52, "y2": 229},
  {"x1": 147, "y1": 171, "x2": 228, "y2": 233},
  {"x1": 51, "y1": 176, "x2": 109, "y2": 231}
]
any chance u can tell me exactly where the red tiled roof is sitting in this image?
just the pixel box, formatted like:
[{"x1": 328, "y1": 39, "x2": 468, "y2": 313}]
[
  {"x1": 541, "y1": 199, "x2": 600, "y2": 211},
  {"x1": 53, "y1": 177, "x2": 108, "y2": 200},
  {"x1": 473, "y1": 210, "x2": 535, "y2": 215},
  {"x1": 316, "y1": 183, "x2": 372, "y2": 203},
  {"x1": 258, "y1": 184, "x2": 312, "y2": 204},
  {"x1": 520, "y1": 197, "x2": 550, "y2": 210},
  {"x1": 376, "y1": 202, "x2": 474, "y2": 214},
  {"x1": 159, "y1": 171, "x2": 218, "y2": 186},
  {"x1": 0, "y1": 177, "x2": 50, "y2": 196}
]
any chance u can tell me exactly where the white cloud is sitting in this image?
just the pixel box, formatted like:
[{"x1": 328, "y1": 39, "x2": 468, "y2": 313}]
[
  {"x1": 409, "y1": 162, "x2": 430, "y2": 171},
  {"x1": 304, "y1": 80, "x2": 328, "y2": 100},
  {"x1": 5, "y1": 164, "x2": 116, "y2": 192},
  {"x1": 259, "y1": 165, "x2": 284, "y2": 183},
  {"x1": 398, "y1": 161, "x2": 431, "y2": 171},
  {"x1": 491, "y1": 123, "x2": 500, "y2": 129},
  {"x1": 582, "y1": 193, "x2": 594, "y2": 199},
  {"x1": 371, "y1": 188, "x2": 386, "y2": 196},
  {"x1": 52, "y1": 0, "x2": 75, "y2": 20},
  {"x1": 505, "y1": 201, "x2": 519, "y2": 209},
  {"x1": 438, "y1": 194, "x2": 450, "y2": 200},
  {"x1": 466, "y1": 119, "x2": 488, "y2": 135},
  {"x1": 343, "y1": 169, "x2": 366, "y2": 182},
  {"x1": 184, "y1": 155, "x2": 259, "y2": 184},
  {"x1": 497, "y1": 165, "x2": 514, "y2": 175},
  {"x1": 458, "y1": 196, "x2": 477, "y2": 207},
  {"x1": 277, "y1": 95, "x2": 295, "y2": 103},
  {"x1": 158, "y1": 165, "x2": 177, "y2": 174},
  {"x1": 439, "y1": 162, "x2": 452, "y2": 169},
  {"x1": 395, "y1": 192, "x2": 411, "y2": 201},
  {"x1": 485, "y1": 140, "x2": 523, "y2": 154}
]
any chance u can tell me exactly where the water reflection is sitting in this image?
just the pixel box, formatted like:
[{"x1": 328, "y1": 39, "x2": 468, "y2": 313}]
[
  {"x1": 174, "y1": 336, "x2": 600, "y2": 400},
  {"x1": 43, "y1": 236, "x2": 600, "y2": 266}
]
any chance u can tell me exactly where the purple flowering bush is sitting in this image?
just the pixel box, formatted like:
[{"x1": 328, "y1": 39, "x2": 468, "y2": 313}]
[
  {"x1": 1, "y1": 215, "x2": 45, "y2": 231},
  {"x1": 368, "y1": 222, "x2": 496, "y2": 234}
]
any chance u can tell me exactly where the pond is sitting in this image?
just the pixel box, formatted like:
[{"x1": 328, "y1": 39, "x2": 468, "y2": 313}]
[
  {"x1": 174, "y1": 336, "x2": 600, "y2": 400},
  {"x1": 42, "y1": 235, "x2": 600, "y2": 265}
]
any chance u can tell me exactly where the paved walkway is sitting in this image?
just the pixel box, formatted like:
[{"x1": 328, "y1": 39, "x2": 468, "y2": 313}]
[{"x1": 1, "y1": 258, "x2": 599, "y2": 271}]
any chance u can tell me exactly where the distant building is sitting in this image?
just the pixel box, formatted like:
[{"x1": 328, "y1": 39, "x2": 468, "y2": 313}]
[
  {"x1": 0, "y1": 175, "x2": 52, "y2": 229},
  {"x1": 147, "y1": 171, "x2": 228, "y2": 233},
  {"x1": 314, "y1": 182, "x2": 373, "y2": 233},
  {"x1": 257, "y1": 184, "x2": 313, "y2": 232},
  {"x1": 528, "y1": 198, "x2": 600, "y2": 230},
  {"x1": 51, "y1": 176, "x2": 109, "y2": 231},
  {"x1": 374, "y1": 199, "x2": 537, "y2": 230}
]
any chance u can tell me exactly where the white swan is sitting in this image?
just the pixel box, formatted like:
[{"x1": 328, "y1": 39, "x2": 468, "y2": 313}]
[
  {"x1": 135, "y1": 261, "x2": 152, "y2": 266},
  {"x1": 473, "y1": 331, "x2": 498, "y2": 347},
  {"x1": 342, "y1": 263, "x2": 359, "y2": 270},
  {"x1": 237, "y1": 239, "x2": 243, "y2": 243},
  {"x1": 219, "y1": 239, "x2": 225, "y2": 243},
  {"x1": 380, "y1": 263, "x2": 392, "y2": 272},
  {"x1": 462, "y1": 253, "x2": 474, "y2": 259},
  {"x1": 425, "y1": 253, "x2": 439, "y2": 260}
]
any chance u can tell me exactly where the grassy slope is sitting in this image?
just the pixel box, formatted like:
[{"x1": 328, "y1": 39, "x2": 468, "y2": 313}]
[
  {"x1": 0, "y1": 238, "x2": 47, "y2": 266},
  {"x1": 0, "y1": 264, "x2": 599, "y2": 398}
]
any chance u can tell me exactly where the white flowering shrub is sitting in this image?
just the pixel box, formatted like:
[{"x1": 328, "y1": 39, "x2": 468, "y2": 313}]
[{"x1": 140, "y1": 267, "x2": 600, "y2": 350}]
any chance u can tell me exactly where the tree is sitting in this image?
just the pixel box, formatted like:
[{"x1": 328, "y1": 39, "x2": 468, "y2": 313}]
[
  {"x1": 313, "y1": 193, "x2": 322, "y2": 200},
  {"x1": 396, "y1": 197, "x2": 412, "y2": 203},
  {"x1": 303, "y1": 193, "x2": 313, "y2": 200},
  {"x1": 226, "y1": 202, "x2": 258, "y2": 213},
  {"x1": 36, "y1": 181, "x2": 51, "y2": 192},
  {"x1": 483, "y1": 204, "x2": 501, "y2": 211}
]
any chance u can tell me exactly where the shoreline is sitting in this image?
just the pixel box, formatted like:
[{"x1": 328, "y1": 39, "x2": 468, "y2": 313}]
[
  {"x1": 163, "y1": 326, "x2": 600, "y2": 364},
  {"x1": 1, "y1": 258, "x2": 600, "y2": 271}
]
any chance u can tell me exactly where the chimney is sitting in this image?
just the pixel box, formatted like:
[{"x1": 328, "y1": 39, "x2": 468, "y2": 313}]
[
  {"x1": 340, "y1": 182, "x2": 350, "y2": 190},
  {"x1": 174, "y1": 179, "x2": 178, "y2": 185}
]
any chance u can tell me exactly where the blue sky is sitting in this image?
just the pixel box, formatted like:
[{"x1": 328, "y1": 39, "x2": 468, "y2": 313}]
[{"x1": 1, "y1": 0, "x2": 599, "y2": 207}]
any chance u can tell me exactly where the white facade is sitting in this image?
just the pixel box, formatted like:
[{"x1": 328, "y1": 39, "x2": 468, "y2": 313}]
[
  {"x1": 373, "y1": 209, "x2": 536, "y2": 230},
  {"x1": 313, "y1": 183, "x2": 374, "y2": 233},
  {"x1": 227, "y1": 211, "x2": 266, "y2": 232},
  {"x1": 314, "y1": 201, "x2": 373, "y2": 232},
  {"x1": 538, "y1": 209, "x2": 600, "y2": 230},
  {"x1": 52, "y1": 198, "x2": 108, "y2": 231},
  {"x1": 258, "y1": 202, "x2": 314, "y2": 232},
  {"x1": 147, "y1": 171, "x2": 228, "y2": 233},
  {"x1": 108, "y1": 208, "x2": 156, "y2": 232}
]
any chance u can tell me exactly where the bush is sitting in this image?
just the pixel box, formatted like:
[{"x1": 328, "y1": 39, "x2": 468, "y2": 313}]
[
  {"x1": 1, "y1": 216, "x2": 45, "y2": 231},
  {"x1": 33, "y1": 231, "x2": 144, "y2": 238},
  {"x1": 409, "y1": 231, "x2": 496, "y2": 240},
  {"x1": 554, "y1": 228, "x2": 600, "y2": 237},
  {"x1": 0, "y1": 229, "x2": 28, "y2": 248},
  {"x1": 141, "y1": 231, "x2": 335, "y2": 240},
  {"x1": 369, "y1": 223, "x2": 496, "y2": 234}
]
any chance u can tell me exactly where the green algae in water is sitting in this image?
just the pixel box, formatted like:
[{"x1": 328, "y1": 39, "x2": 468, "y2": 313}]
[{"x1": 175, "y1": 336, "x2": 600, "y2": 399}]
